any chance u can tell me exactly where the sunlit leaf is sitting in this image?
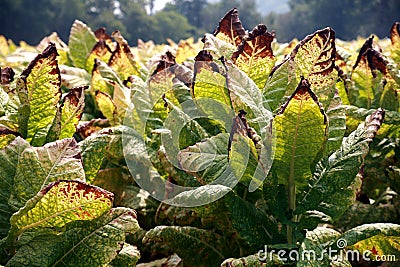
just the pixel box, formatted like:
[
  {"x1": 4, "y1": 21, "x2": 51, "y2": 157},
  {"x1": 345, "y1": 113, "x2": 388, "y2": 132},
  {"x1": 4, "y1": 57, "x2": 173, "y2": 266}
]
[
  {"x1": 213, "y1": 8, "x2": 246, "y2": 47},
  {"x1": 335, "y1": 223, "x2": 400, "y2": 261},
  {"x1": 11, "y1": 138, "x2": 85, "y2": 210},
  {"x1": 7, "y1": 180, "x2": 113, "y2": 241},
  {"x1": 175, "y1": 38, "x2": 199, "y2": 64},
  {"x1": 68, "y1": 20, "x2": 97, "y2": 72},
  {"x1": 59, "y1": 86, "x2": 85, "y2": 139},
  {"x1": 232, "y1": 24, "x2": 276, "y2": 89},
  {"x1": 17, "y1": 43, "x2": 61, "y2": 146},
  {"x1": 85, "y1": 39, "x2": 113, "y2": 74},
  {"x1": 0, "y1": 128, "x2": 19, "y2": 149},
  {"x1": 390, "y1": 22, "x2": 400, "y2": 64},
  {"x1": 264, "y1": 28, "x2": 336, "y2": 110},
  {"x1": 272, "y1": 78, "x2": 327, "y2": 190},
  {"x1": 95, "y1": 91, "x2": 118, "y2": 125},
  {"x1": 7, "y1": 207, "x2": 138, "y2": 267},
  {"x1": 349, "y1": 36, "x2": 399, "y2": 111},
  {"x1": 192, "y1": 50, "x2": 233, "y2": 128}
]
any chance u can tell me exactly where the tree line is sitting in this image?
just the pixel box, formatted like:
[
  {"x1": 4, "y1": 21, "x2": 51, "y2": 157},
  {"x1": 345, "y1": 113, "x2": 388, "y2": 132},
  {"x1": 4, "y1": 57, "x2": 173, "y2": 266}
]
[{"x1": 0, "y1": 0, "x2": 398, "y2": 46}]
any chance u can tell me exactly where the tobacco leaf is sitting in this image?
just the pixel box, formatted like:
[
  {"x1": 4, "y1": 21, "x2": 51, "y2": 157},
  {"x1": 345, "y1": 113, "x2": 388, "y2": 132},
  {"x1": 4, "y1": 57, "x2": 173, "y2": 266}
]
[
  {"x1": 232, "y1": 24, "x2": 276, "y2": 89},
  {"x1": 272, "y1": 78, "x2": 327, "y2": 190},
  {"x1": 213, "y1": 8, "x2": 246, "y2": 47},
  {"x1": 17, "y1": 43, "x2": 61, "y2": 146}
]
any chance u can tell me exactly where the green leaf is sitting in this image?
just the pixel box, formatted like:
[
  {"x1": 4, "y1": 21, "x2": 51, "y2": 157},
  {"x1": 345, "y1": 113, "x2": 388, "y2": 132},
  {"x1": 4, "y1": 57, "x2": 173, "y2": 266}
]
[
  {"x1": 296, "y1": 108, "x2": 385, "y2": 217},
  {"x1": 109, "y1": 243, "x2": 141, "y2": 267},
  {"x1": 292, "y1": 28, "x2": 336, "y2": 107},
  {"x1": 10, "y1": 138, "x2": 85, "y2": 210},
  {"x1": 17, "y1": 43, "x2": 61, "y2": 146},
  {"x1": 192, "y1": 50, "x2": 233, "y2": 126},
  {"x1": 272, "y1": 78, "x2": 327, "y2": 190},
  {"x1": 324, "y1": 91, "x2": 346, "y2": 156},
  {"x1": 224, "y1": 192, "x2": 277, "y2": 249},
  {"x1": 178, "y1": 133, "x2": 232, "y2": 185},
  {"x1": 348, "y1": 37, "x2": 399, "y2": 111},
  {"x1": 231, "y1": 24, "x2": 276, "y2": 89},
  {"x1": 0, "y1": 137, "x2": 30, "y2": 238},
  {"x1": 143, "y1": 226, "x2": 230, "y2": 266},
  {"x1": 228, "y1": 111, "x2": 266, "y2": 188},
  {"x1": 79, "y1": 130, "x2": 112, "y2": 183},
  {"x1": 110, "y1": 31, "x2": 141, "y2": 80},
  {"x1": 263, "y1": 59, "x2": 297, "y2": 112},
  {"x1": 221, "y1": 253, "x2": 285, "y2": 267},
  {"x1": 68, "y1": 20, "x2": 97, "y2": 72},
  {"x1": 167, "y1": 184, "x2": 232, "y2": 208},
  {"x1": 6, "y1": 207, "x2": 138, "y2": 267},
  {"x1": 91, "y1": 58, "x2": 124, "y2": 97},
  {"x1": 334, "y1": 223, "x2": 400, "y2": 261},
  {"x1": 297, "y1": 227, "x2": 342, "y2": 267}
]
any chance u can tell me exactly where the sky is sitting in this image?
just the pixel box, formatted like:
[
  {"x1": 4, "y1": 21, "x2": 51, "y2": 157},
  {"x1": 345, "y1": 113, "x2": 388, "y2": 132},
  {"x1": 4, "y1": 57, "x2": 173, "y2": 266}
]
[{"x1": 152, "y1": 0, "x2": 290, "y2": 15}]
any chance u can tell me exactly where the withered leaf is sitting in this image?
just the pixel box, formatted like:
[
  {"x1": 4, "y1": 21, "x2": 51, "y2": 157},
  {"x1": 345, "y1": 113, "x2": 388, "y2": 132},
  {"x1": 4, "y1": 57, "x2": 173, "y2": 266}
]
[
  {"x1": 231, "y1": 24, "x2": 275, "y2": 88},
  {"x1": 213, "y1": 8, "x2": 246, "y2": 47}
]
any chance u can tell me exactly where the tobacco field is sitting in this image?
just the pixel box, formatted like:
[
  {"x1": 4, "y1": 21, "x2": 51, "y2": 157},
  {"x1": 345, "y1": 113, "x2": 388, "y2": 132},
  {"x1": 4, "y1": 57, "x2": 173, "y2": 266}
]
[{"x1": 0, "y1": 8, "x2": 399, "y2": 267}]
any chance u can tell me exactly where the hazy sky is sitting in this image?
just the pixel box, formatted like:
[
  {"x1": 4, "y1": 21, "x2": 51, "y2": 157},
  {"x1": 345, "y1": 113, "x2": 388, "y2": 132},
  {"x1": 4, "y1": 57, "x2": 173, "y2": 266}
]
[{"x1": 152, "y1": 0, "x2": 290, "y2": 15}]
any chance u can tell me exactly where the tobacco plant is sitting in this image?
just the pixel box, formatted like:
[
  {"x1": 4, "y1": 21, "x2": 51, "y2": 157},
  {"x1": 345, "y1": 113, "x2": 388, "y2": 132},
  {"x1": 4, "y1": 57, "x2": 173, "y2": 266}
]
[{"x1": 0, "y1": 8, "x2": 399, "y2": 267}]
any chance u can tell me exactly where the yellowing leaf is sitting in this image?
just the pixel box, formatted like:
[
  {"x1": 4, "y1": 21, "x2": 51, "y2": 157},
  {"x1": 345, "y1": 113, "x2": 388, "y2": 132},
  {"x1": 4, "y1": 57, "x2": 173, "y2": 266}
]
[
  {"x1": 192, "y1": 50, "x2": 233, "y2": 125},
  {"x1": 85, "y1": 41, "x2": 113, "y2": 74},
  {"x1": 175, "y1": 38, "x2": 199, "y2": 64},
  {"x1": 109, "y1": 30, "x2": 141, "y2": 80},
  {"x1": 11, "y1": 138, "x2": 85, "y2": 209},
  {"x1": 273, "y1": 78, "x2": 327, "y2": 190},
  {"x1": 350, "y1": 37, "x2": 399, "y2": 111},
  {"x1": 95, "y1": 91, "x2": 118, "y2": 125},
  {"x1": 18, "y1": 43, "x2": 61, "y2": 146},
  {"x1": 213, "y1": 8, "x2": 246, "y2": 47},
  {"x1": 9, "y1": 180, "x2": 113, "y2": 237},
  {"x1": 292, "y1": 27, "x2": 337, "y2": 106},
  {"x1": 232, "y1": 24, "x2": 276, "y2": 89},
  {"x1": 59, "y1": 86, "x2": 86, "y2": 139},
  {"x1": 390, "y1": 22, "x2": 400, "y2": 64},
  {"x1": 0, "y1": 128, "x2": 19, "y2": 149}
]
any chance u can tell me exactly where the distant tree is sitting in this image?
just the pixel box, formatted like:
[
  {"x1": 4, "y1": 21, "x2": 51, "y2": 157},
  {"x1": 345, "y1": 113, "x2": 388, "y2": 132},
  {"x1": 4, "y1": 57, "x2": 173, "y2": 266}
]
[
  {"x1": 0, "y1": 0, "x2": 86, "y2": 44},
  {"x1": 153, "y1": 11, "x2": 195, "y2": 43},
  {"x1": 266, "y1": 0, "x2": 400, "y2": 42}
]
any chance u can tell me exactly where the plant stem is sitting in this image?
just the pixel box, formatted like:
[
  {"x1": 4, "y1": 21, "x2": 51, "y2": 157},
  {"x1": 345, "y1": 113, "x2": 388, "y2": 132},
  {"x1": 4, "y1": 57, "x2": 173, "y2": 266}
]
[{"x1": 287, "y1": 183, "x2": 296, "y2": 244}]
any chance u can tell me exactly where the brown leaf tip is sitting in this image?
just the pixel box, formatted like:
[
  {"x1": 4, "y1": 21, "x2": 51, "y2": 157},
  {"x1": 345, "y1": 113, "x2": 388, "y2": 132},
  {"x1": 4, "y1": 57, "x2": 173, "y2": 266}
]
[
  {"x1": 94, "y1": 27, "x2": 112, "y2": 42},
  {"x1": 390, "y1": 22, "x2": 400, "y2": 44},
  {"x1": 1, "y1": 67, "x2": 15, "y2": 85},
  {"x1": 214, "y1": 8, "x2": 246, "y2": 46},
  {"x1": 21, "y1": 42, "x2": 60, "y2": 79},
  {"x1": 151, "y1": 51, "x2": 176, "y2": 77}
]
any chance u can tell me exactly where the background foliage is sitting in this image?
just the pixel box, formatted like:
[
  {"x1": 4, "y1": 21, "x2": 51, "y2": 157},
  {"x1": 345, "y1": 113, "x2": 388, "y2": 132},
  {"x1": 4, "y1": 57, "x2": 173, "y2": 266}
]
[{"x1": 0, "y1": 0, "x2": 399, "y2": 45}]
